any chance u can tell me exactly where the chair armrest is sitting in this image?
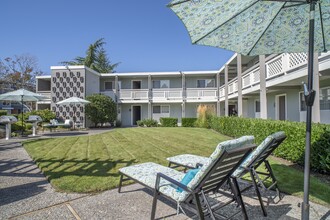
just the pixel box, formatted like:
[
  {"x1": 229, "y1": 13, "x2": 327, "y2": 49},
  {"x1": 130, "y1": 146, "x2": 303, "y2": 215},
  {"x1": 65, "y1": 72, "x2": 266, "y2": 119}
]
[
  {"x1": 155, "y1": 172, "x2": 192, "y2": 193},
  {"x1": 196, "y1": 163, "x2": 204, "y2": 168}
]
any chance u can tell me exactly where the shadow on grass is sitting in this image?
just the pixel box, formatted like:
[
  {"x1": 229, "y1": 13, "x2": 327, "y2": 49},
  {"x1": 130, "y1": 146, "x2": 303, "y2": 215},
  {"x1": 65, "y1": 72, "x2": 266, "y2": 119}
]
[{"x1": 33, "y1": 158, "x2": 137, "y2": 181}]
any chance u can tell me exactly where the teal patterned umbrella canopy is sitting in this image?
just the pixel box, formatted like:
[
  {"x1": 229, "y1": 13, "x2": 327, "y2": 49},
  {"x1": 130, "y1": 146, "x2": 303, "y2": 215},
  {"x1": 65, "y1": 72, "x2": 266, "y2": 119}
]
[{"x1": 168, "y1": 0, "x2": 330, "y2": 55}]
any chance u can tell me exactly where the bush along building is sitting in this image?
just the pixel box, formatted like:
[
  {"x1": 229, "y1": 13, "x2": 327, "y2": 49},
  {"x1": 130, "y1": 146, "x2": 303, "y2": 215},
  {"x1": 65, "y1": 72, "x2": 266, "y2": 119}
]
[{"x1": 36, "y1": 52, "x2": 330, "y2": 127}]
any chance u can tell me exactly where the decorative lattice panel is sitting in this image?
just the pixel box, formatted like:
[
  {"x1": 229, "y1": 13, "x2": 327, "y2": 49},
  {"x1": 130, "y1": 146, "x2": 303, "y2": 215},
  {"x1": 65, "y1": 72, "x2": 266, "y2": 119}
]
[
  {"x1": 289, "y1": 53, "x2": 308, "y2": 68},
  {"x1": 252, "y1": 69, "x2": 260, "y2": 84},
  {"x1": 267, "y1": 56, "x2": 283, "y2": 78},
  {"x1": 50, "y1": 70, "x2": 86, "y2": 126}
]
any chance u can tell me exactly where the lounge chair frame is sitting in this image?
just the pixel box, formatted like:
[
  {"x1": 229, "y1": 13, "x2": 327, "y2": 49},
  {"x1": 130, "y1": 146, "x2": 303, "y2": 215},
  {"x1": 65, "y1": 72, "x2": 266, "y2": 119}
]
[
  {"x1": 119, "y1": 144, "x2": 254, "y2": 220},
  {"x1": 168, "y1": 132, "x2": 287, "y2": 217}
]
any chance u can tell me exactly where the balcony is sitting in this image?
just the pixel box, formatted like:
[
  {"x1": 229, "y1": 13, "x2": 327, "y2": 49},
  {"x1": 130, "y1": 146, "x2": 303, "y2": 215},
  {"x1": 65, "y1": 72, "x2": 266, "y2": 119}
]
[
  {"x1": 36, "y1": 91, "x2": 51, "y2": 103},
  {"x1": 152, "y1": 89, "x2": 183, "y2": 102},
  {"x1": 119, "y1": 89, "x2": 149, "y2": 103},
  {"x1": 186, "y1": 88, "x2": 217, "y2": 102},
  {"x1": 219, "y1": 52, "x2": 330, "y2": 100}
]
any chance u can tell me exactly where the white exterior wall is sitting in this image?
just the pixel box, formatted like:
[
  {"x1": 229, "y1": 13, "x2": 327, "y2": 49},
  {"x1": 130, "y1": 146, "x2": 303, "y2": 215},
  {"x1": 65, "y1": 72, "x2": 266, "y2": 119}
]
[{"x1": 85, "y1": 69, "x2": 100, "y2": 96}]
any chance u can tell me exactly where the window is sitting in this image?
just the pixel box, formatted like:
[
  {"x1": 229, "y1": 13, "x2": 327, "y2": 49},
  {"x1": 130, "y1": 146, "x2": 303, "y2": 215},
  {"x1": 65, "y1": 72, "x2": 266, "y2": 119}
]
[
  {"x1": 153, "y1": 105, "x2": 170, "y2": 114},
  {"x1": 153, "y1": 106, "x2": 161, "y2": 114},
  {"x1": 300, "y1": 87, "x2": 330, "y2": 111},
  {"x1": 104, "y1": 81, "x2": 113, "y2": 90},
  {"x1": 153, "y1": 80, "x2": 169, "y2": 89},
  {"x1": 197, "y1": 79, "x2": 215, "y2": 88},
  {"x1": 255, "y1": 100, "x2": 260, "y2": 113},
  {"x1": 320, "y1": 87, "x2": 330, "y2": 110}
]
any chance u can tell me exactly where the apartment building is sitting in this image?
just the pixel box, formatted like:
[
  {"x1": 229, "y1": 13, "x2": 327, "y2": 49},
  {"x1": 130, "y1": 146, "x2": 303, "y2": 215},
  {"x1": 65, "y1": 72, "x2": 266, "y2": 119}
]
[{"x1": 36, "y1": 52, "x2": 330, "y2": 127}]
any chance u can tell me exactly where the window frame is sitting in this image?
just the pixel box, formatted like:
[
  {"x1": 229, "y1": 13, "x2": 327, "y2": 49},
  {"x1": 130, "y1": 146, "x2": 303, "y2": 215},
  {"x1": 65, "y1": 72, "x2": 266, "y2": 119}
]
[{"x1": 104, "y1": 81, "x2": 113, "y2": 91}]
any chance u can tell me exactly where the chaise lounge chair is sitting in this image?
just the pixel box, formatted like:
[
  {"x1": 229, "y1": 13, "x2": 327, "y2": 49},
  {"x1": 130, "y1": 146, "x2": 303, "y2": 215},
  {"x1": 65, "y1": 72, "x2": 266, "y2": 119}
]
[
  {"x1": 167, "y1": 131, "x2": 287, "y2": 217},
  {"x1": 118, "y1": 136, "x2": 255, "y2": 220}
]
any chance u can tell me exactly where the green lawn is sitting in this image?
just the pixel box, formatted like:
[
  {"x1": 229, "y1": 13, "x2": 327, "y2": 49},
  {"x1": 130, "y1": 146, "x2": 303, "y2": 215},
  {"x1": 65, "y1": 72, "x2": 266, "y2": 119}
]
[{"x1": 24, "y1": 127, "x2": 330, "y2": 207}]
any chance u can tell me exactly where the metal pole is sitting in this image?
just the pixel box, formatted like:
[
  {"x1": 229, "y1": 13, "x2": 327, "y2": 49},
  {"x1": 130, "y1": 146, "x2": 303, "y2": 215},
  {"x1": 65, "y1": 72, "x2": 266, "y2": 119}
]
[
  {"x1": 21, "y1": 95, "x2": 24, "y2": 136},
  {"x1": 302, "y1": 1, "x2": 316, "y2": 219}
]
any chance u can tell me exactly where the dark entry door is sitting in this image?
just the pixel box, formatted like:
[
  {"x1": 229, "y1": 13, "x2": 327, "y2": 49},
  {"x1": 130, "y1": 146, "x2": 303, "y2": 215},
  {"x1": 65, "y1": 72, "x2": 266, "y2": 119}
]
[
  {"x1": 132, "y1": 106, "x2": 141, "y2": 125},
  {"x1": 132, "y1": 81, "x2": 141, "y2": 89},
  {"x1": 278, "y1": 95, "x2": 286, "y2": 120}
]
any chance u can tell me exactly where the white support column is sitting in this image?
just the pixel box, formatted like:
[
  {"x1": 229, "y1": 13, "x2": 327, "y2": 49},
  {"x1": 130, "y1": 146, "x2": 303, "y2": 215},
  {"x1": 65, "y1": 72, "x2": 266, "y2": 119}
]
[
  {"x1": 115, "y1": 75, "x2": 119, "y2": 121},
  {"x1": 259, "y1": 55, "x2": 268, "y2": 119},
  {"x1": 181, "y1": 72, "x2": 185, "y2": 101},
  {"x1": 148, "y1": 75, "x2": 152, "y2": 119},
  {"x1": 312, "y1": 52, "x2": 320, "y2": 123},
  {"x1": 225, "y1": 65, "x2": 229, "y2": 116},
  {"x1": 237, "y1": 54, "x2": 243, "y2": 117},
  {"x1": 182, "y1": 102, "x2": 185, "y2": 118},
  {"x1": 217, "y1": 72, "x2": 221, "y2": 116}
]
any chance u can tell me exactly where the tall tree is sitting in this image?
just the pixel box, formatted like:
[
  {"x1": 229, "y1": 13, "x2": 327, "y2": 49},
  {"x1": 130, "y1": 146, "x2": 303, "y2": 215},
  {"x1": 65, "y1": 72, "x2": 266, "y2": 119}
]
[
  {"x1": 0, "y1": 54, "x2": 43, "y2": 90},
  {"x1": 61, "y1": 38, "x2": 119, "y2": 73}
]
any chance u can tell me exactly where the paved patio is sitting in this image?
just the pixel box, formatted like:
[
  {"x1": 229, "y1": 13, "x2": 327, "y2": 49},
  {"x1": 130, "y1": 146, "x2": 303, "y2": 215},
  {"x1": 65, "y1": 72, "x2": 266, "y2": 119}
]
[{"x1": 0, "y1": 132, "x2": 329, "y2": 220}]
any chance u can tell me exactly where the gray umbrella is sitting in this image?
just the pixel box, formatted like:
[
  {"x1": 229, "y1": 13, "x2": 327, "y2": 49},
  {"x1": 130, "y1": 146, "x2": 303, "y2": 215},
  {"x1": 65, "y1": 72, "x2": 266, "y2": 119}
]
[
  {"x1": 56, "y1": 97, "x2": 90, "y2": 129},
  {"x1": 168, "y1": 0, "x2": 329, "y2": 219},
  {"x1": 0, "y1": 89, "x2": 49, "y2": 135}
]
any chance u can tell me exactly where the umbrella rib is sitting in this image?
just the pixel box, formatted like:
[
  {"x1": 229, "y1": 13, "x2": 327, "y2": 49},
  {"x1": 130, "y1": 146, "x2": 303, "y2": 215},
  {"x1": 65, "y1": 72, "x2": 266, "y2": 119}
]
[
  {"x1": 319, "y1": 3, "x2": 327, "y2": 52},
  {"x1": 167, "y1": 0, "x2": 190, "y2": 7},
  {"x1": 246, "y1": 2, "x2": 286, "y2": 55},
  {"x1": 193, "y1": 0, "x2": 259, "y2": 44}
]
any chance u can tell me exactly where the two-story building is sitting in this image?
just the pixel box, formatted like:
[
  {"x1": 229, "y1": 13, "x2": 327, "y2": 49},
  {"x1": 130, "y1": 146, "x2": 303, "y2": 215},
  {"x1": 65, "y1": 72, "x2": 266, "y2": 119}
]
[{"x1": 36, "y1": 52, "x2": 330, "y2": 127}]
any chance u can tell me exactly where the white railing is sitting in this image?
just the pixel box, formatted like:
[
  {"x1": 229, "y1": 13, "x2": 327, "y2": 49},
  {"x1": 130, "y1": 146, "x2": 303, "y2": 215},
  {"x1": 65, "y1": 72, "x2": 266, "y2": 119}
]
[
  {"x1": 119, "y1": 89, "x2": 149, "y2": 100},
  {"x1": 37, "y1": 91, "x2": 51, "y2": 100},
  {"x1": 186, "y1": 88, "x2": 217, "y2": 100},
  {"x1": 236, "y1": 52, "x2": 310, "y2": 90},
  {"x1": 219, "y1": 87, "x2": 225, "y2": 98},
  {"x1": 228, "y1": 79, "x2": 238, "y2": 95},
  {"x1": 152, "y1": 89, "x2": 182, "y2": 101}
]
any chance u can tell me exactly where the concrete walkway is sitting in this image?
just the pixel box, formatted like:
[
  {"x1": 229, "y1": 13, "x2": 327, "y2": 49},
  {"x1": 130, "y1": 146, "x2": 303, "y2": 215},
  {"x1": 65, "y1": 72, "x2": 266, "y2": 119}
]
[{"x1": 0, "y1": 131, "x2": 329, "y2": 220}]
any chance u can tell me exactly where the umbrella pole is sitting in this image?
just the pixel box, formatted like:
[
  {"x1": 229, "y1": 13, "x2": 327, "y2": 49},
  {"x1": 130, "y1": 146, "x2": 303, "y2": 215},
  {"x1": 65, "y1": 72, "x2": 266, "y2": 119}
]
[
  {"x1": 302, "y1": 1, "x2": 317, "y2": 220},
  {"x1": 21, "y1": 95, "x2": 24, "y2": 136}
]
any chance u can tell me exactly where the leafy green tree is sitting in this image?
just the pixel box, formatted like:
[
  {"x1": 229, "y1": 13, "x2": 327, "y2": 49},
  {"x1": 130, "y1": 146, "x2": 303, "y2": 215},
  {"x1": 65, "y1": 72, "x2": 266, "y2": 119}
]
[
  {"x1": 85, "y1": 94, "x2": 117, "y2": 127},
  {"x1": 61, "y1": 38, "x2": 119, "y2": 73}
]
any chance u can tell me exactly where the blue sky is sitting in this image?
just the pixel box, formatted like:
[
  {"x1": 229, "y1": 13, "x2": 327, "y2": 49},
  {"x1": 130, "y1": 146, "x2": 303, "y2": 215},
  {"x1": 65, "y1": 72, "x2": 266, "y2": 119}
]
[{"x1": 1, "y1": 0, "x2": 234, "y2": 74}]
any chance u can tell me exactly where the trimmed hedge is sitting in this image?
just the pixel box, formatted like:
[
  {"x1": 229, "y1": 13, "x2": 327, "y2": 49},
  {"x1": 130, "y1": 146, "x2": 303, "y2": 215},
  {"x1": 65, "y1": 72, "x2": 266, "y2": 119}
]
[
  {"x1": 137, "y1": 119, "x2": 158, "y2": 127},
  {"x1": 160, "y1": 117, "x2": 178, "y2": 127},
  {"x1": 0, "y1": 110, "x2": 7, "y2": 116},
  {"x1": 182, "y1": 118, "x2": 197, "y2": 127},
  {"x1": 209, "y1": 116, "x2": 330, "y2": 174}
]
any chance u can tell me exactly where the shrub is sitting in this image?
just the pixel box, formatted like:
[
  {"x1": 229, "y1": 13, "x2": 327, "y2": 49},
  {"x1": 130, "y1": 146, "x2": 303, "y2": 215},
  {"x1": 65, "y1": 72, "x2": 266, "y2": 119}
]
[
  {"x1": 85, "y1": 94, "x2": 117, "y2": 127},
  {"x1": 27, "y1": 109, "x2": 56, "y2": 122},
  {"x1": 209, "y1": 116, "x2": 330, "y2": 173},
  {"x1": 12, "y1": 121, "x2": 33, "y2": 132},
  {"x1": 195, "y1": 105, "x2": 215, "y2": 128},
  {"x1": 0, "y1": 110, "x2": 7, "y2": 116},
  {"x1": 143, "y1": 119, "x2": 158, "y2": 127},
  {"x1": 182, "y1": 118, "x2": 197, "y2": 127},
  {"x1": 160, "y1": 117, "x2": 178, "y2": 127},
  {"x1": 311, "y1": 127, "x2": 330, "y2": 174},
  {"x1": 136, "y1": 119, "x2": 158, "y2": 127}
]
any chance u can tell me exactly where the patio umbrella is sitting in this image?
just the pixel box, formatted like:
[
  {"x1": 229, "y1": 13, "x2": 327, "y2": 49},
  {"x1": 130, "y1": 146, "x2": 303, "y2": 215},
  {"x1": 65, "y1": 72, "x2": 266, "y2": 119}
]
[
  {"x1": 168, "y1": 0, "x2": 329, "y2": 219},
  {"x1": 56, "y1": 97, "x2": 90, "y2": 129},
  {"x1": 0, "y1": 89, "x2": 49, "y2": 135}
]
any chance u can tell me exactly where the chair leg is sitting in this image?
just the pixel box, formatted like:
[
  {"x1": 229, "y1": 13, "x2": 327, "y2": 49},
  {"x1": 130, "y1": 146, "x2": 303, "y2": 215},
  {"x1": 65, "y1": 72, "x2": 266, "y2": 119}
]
[
  {"x1": 151, "y1": 190, "x2": 159, "y2": 220},
  {"x1": 250, "y1": 169, "x2": 267, "y2": 217},
  {"x1": 264, "y1": 160, "x2": 282, "y2": 199},
  {"x1": 118, "y1": 174, "x2": 123, "y2": 193},
  {"x1": 231, "y1": 177, "x2": 249, "y2": 220},
  {"x1": 193, "y1": 192, "x2": 205, "y2": 220}
]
